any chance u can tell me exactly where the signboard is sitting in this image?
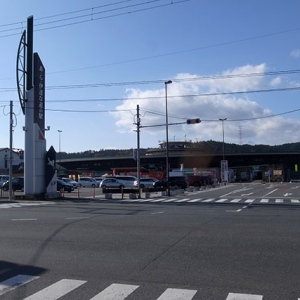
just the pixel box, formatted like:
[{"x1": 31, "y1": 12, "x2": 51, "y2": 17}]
[
  {"x1": 221, "y1": 160, "x2": 228, "y2": 183},
  {"x1": 34, "y1": 53, "x2": 45, "y2": 131}
]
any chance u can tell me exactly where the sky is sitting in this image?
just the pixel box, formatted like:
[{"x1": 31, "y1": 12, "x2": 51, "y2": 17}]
[{"x1": 1, "y1": 0, "x2": 300, "y2": 153}]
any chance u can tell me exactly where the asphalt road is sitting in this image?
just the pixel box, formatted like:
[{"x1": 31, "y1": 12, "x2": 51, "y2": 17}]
[{"x1": 0, "y1": 199, "x2": 299, "y2": 299}]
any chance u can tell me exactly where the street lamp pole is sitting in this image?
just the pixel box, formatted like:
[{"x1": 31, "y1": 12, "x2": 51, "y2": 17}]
[
  {"x1": 58, "y1": 130, "x2": 62, "y2": 166},
  {"x1": 165, "y1": 80, "x2": 172, "y2": 196},
  {"x1": 219, "y1": 118, "x2": 227, "y2": 160}
]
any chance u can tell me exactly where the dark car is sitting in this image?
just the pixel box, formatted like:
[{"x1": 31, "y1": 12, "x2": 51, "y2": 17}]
[
  {"x1": 57, "y1": 179, "x2": 74, "y2": 193},
  {"x1": 2, "y1": 177, "x2": 24, "y2": 191},
  {"x1": 153, "y1": 176, "x2": 188, "y2": 189}
]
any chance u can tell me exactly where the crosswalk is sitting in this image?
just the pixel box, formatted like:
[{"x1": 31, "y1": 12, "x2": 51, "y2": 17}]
[
  {"x1": 0, "y1": 274, "x2": 287, "y2": 299},
  {"x1": 114, "y1": 197, "x2": 300, "y2": 205},
  {"x1": 0, "y1": 202, "x2": 51, "y2": 209}
]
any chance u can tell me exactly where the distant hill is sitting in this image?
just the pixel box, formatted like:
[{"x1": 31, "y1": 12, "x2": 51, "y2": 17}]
[{"x1": 59, "y1": 140, "x2": 300, "y2": 160}]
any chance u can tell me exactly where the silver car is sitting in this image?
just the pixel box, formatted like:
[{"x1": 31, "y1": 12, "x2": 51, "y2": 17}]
[
  {"x1": 134, "y1": 178, "x2": 158, "y2": 188},
  {"x1": 100, "y1": 178, "x2": 125, "y2": 190},
  {"x1": 78, "y1": 177, "x2": 99, "y2": 188}
]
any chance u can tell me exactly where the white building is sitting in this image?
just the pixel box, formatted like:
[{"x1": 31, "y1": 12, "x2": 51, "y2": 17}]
[{"x1": 0, "y1": 148, "x2": 24, "y2": 173}]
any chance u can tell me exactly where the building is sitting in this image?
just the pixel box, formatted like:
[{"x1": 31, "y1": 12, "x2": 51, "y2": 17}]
[
  {"x1": 58, "y1": 141, "x2": 300, "y2": 183},
  {"x1": 0, "y1": 148, "x2": 24, "y2": 174}
]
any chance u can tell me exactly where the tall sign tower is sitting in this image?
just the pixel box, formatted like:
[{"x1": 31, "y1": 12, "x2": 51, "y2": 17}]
[{"x1": 16, "y1": 16, "x2": 48, "y2": 197}]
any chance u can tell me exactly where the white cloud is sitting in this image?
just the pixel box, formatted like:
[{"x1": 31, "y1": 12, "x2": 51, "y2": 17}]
[
  {"x1": 290, "y1": 49, "x2": 300, "y2": 58},
  {"x1": 112, "y1": 64, "x2": 300, "y2": 146}
]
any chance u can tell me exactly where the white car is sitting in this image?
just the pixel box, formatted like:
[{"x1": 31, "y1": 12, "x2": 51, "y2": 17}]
[
  {"x1": 134, "y1": 178, "x2": 158, "y2": 188},
  {"x1": 78, "y1": 177, "x2": 99, "y2": 188}
]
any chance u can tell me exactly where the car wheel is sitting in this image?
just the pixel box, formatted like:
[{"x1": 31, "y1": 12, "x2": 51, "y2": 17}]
[
  {"x1": 140, "y1": 184, "x2": 145, "y2": 188},
  {"x1": 2, "y1": 186, "x2": 8, "y2": 191},
  {"x1": 91, "y1": 184, "x2": 95, "y2": 188},
  {"x1": 102, "y1": 185, "x2": 107, "y2": 190},
  {"x1": 120, "y1": 185, "x2": 124, "y2": 189}
]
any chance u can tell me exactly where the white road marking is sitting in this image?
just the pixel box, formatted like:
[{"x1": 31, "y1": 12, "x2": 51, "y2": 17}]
[
  {"x1": 291, "y1": 199, "x2": 300, "y2": 203},
  {"x1": 24, "y1": 279, "x2": 86, "y2": 300},
  {"x1": 215, "y1": 198, "x2": 227, "y2": 202},
  {"x1": 245, "y1": 199, "x2": 255, "y2": 203},
  {"x1": 226, "y1": 292, "x2": 263, "y2": 299},
  {"x1": 260, "y1": 199, "x2": 269, "y2": 203},
  {"x1": 201, "y1": 198, "x2": 214, "y2": 202},
  {"x1": 65, "y1": 217, "x2": 90, "y2": 220},
  {"x1": 90, "y1": 283, "x2": 139, "y2": 300},
  {"x1": 12, "y1": 218, "x2": 37, "y2": 221},
  {"x1": 275, "y1": 199, "x2": 284, "y2": 203},
  {"x1": 0, "y1": 275, "x2": 39, "y2": 296},
  {"x1": 162, "y1": 199, "x2": 177, "y2": 202},
  {"x1": 157, "y1": 288, "x2": 197, "y2": 300},
  {"x1": 174, "y1": 198, "x2": 190, "y2": 202},
  {"x1": 230, "y1": 199, "x2": 241, "y2": 203},
  {"x1": 241, "y1": 192, "x2": 253, "y2": 196},
  {"x1": 263, "y1": 189, "x2": 277, "y2": 197},
  {"x1": 187, "y1": 198, "x2": 203, "y2": 202}
]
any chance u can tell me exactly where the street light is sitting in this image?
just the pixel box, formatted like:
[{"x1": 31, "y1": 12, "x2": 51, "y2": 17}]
[
  {"x1": 219, "y1": 118, "x2": 227, "y2": 160},
  {"x1": 165, "y1": 80, "x2": 172, "y2": 196},
  {"x1": 58, "y1": 130, "x2": 62, "y2": 166}
]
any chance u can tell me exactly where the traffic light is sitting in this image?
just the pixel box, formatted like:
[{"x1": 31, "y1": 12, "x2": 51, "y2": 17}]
[
  {"x1": 19, "y1": 150, "x2": 24, "y2": 159},
  {"x1": 186, "y1": 118, "x2": 201, "y2": 124}
]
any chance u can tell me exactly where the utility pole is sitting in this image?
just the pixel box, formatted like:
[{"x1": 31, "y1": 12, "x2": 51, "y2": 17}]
[
  {"x1": 9, "y1": 101, "x2": 13, "y2": 201},
  {"x1": 136, "y1": 105, "x2": 141, "y2": 198}
]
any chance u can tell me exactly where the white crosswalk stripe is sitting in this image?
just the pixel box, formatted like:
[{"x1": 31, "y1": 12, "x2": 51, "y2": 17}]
[
  {"x1": 24, "y1": 279, "x2": 86, "y2": 300},
  {"x1": 0, "y1": 202, "x2": 51, "y2": 209},
  {"x1": 156, "y1": 288, "x2": 197, "y2": 300},
  {"x1": 260, "y1": 199, "x2": 269, "y2": 203},
  {"x1": 215, "y1": 198, "x2": 228, "y2": 202},
  {"x1": 90, "y1": 283, "x2": 139, "y2": 300},
  {"x1": 202, "y1": 198, "x2": 215, "y2": 202},
  {"x1": 0, "y1": 274, "x2": 39, "y2": 296},
  {"x1": 275, "y1": 199, "x2": 284, "y2": 203},
  {"x1": 245, "y1": 199, "x2": 255, "y2": 203},
  {"x1": 226, "y1": 293, "x2": 263, "y2": 299},
  {"x1": 0, "y1": 275, "x2": 297, "y2": 299},
  {"x1": 187, "y1": 198, "x2": 203, "y2": 202},
  {"x1": 230, "y1": 198, "x2": 242, "y2": 203},
  {"x1": 291, "y1": 199, "x2": 300, "y2": 203}
]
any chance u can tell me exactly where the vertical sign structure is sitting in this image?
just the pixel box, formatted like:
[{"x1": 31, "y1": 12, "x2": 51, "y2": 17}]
[
  {"x1": 33, "y1": 53, "x2": 46, "y2": 194},
  {"x1": 22, "y1": 16, "x2": 47, "y2": 196},
  {"x1": 221, "y1": 160, "x2": 228, "y2": 184},
  {"x1": 24, "y1": 16, "x2": 34, "y2": 195}
]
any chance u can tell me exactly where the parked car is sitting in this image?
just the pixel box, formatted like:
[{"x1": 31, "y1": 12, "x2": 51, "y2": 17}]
[
  {"x1": 0, "y1": 175, "x2": 9, "y2": 188},
  {"x1": 153, "y1": 176, "x2": 188, "y2": 189},
  {"x1": 77, "y1": 177, "x2": 99, "y2": 188},
  {"x1": 94, "y1": 177, "x2": 103, "y2": 185},
  {"x1": 57, "y1": 179, "x2": 74, "y2": 193},
  {"x1": 112, "y1": 176, "x2": 137, "y2": 188},
  {"x1": 134, "y1": 177, "x2": 158, "y2": 188},
  {"x1": 100, "y1": 178, "x2": 125, "y2": 190},
  {"x1": 2, "y1": 177, "x2": 24, "y2": 191},
  {"x1": 61, "y1": 178, "x2": 80, "y2": 188}
]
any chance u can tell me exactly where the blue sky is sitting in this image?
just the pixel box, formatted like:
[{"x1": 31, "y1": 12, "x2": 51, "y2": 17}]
[{"x1": 1, "y1": 0, "x2": 300, "y2": 153}]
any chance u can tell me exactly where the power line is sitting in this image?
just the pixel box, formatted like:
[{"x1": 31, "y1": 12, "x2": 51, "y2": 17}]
[
  {"x1": 2, "y1": 68, "x2": 300, "y2": 92},
  {"x1": 0, "y1": 0, "x2": 190, "y2": 38}
]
